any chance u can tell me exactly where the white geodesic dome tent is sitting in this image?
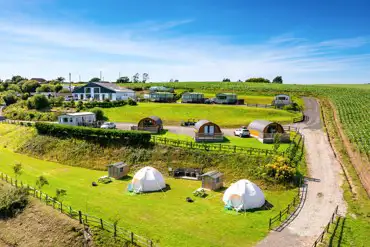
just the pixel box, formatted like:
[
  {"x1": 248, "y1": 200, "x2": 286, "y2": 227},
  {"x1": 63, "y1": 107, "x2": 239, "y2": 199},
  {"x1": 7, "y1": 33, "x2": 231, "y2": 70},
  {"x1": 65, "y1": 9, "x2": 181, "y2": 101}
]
[
  {"x1": 131, "y1": 166, "x2": 166, "y2": 193},
  {"x1": 222, "y1": 179, "x2": 265, "y2": 211}
]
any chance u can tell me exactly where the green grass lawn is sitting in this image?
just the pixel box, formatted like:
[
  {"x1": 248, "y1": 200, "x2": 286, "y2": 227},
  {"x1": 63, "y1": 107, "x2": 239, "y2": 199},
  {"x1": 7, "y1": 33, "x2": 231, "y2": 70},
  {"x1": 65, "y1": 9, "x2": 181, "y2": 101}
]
[
  {"x1": 0, "y1": 148, "x2": 296, "y2": 247},
  {"x1": 104, "y1": 103, "x2": 300, "y2": 127},
  {"x1": 157, "y1": 131, "x2": 290, "y2": 151}
]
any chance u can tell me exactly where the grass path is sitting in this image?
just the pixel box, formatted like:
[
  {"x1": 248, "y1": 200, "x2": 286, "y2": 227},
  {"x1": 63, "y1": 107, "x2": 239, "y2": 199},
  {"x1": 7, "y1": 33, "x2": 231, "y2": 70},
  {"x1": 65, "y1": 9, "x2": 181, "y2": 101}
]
[
  {"x1": 0, "y1": 148, "x2": 296, "y2": 247},
  {"x1": 104, "y1": 103, "x2": 301, "y2": 127}
]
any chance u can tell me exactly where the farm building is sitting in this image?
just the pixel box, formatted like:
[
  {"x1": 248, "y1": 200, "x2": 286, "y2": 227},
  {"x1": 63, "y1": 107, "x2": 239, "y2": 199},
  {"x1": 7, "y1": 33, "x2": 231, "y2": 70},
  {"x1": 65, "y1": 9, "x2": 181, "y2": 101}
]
[
  {"x1": 201, "y1": 171, "x2": 224, "y2": 190},
  {"x1": 131, "y1": 116, "x2": 163, "y2": 133},
  {"x1": 194, "y1": 120, "x2": 224, "y2": 142},
  {"x1": 214, "y1": 93, "x2": 237, "y2": 104},
  {"x1": 130, "y1": 166, "x2": 166, "y2": 193},
  {"x1": 247, "y1": 120, "x2": 290, "y2": 143},
  {"x1": 72, "y1": 82, "x2": 136, "y2": 101},
  {"x1": 149, "y1": 86, "x2": 174, "y2": 93},
  {"x1": 223, "y1": 179, "x2": 265, "y2": 211},
  {"x1": 181, "y1": 92, "x2": 205, "y2": 103},
  {"x1": 273, "y1": 94, "x2": 292, "y2": 107},
  {"x1": 58, "y1": 112, "x2": 96, "y2": 126},
  {"x1": 146, "y1": 92, "x2": 174, "y2": 102},
  {"x1": 107, "y1": 162, "x2": 130, "y2": 179}
]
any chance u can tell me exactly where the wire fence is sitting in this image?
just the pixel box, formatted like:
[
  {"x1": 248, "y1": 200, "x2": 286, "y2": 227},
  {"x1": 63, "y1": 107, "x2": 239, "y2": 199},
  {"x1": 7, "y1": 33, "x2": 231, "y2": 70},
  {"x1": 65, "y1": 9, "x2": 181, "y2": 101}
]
[
  {"x1": 312, "y1": 206, "x2": 340, "y2": 247},
  {"x1": 0, "y1": 172, "x2": 156, "y2": 247}
]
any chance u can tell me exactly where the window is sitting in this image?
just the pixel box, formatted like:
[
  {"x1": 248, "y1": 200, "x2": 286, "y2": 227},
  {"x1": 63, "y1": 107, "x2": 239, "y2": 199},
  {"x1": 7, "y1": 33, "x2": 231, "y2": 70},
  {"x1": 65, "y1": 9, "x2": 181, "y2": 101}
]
[
  {"x1": 120, "y1": 168, "x2": 124, "y2": 172},
  {"x1": 93, "y1": 88, "x2": 100, "y2": 94},
  {"x1": 70, "y1": 118, "x2": 73, "y2": 123},
  {"x1": 84, "y1": 87, "x2": 90, "y2": 94},
  {"x1": 63, "y1": 117, "x2": 68, "y2": 123},
  {"x1": 215, "y1": 177, "x2": 220, "y2": 183}
]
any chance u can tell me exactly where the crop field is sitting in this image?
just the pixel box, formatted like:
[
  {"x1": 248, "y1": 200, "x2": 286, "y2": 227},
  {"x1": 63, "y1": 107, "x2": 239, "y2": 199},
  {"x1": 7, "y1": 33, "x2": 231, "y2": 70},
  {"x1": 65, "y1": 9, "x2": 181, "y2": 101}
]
[
  {"x1": 103, "y1": 103, "x2": 301, "y2": 127},
  {"x1": 0, "y1": 148, "x2": 296, "y2": 247}
]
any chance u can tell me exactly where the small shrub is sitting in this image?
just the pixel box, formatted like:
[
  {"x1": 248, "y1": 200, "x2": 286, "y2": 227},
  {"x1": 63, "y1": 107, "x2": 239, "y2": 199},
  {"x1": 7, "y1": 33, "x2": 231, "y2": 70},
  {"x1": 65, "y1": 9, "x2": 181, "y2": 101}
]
[{"x1": 0, "y1": 187, "x2": 28, "y2": 218}]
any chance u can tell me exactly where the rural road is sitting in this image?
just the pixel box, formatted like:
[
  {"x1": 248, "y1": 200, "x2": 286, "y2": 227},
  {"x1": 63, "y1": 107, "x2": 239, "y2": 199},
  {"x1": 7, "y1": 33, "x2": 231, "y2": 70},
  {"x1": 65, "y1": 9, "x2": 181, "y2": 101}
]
[{"x1": 256, "y1": 97, "x2": 347, "y2": 247}]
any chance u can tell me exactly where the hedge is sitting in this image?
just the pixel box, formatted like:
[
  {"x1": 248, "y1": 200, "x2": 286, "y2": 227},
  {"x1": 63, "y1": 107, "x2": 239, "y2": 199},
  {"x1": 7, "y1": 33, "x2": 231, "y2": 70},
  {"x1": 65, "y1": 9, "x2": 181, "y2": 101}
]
[
  {"x1": 84, "y1": 100, "x2": 127, "y2": 108},
  {"x1": 35, "y1": 122, "x2": 151, "y2": 146}
]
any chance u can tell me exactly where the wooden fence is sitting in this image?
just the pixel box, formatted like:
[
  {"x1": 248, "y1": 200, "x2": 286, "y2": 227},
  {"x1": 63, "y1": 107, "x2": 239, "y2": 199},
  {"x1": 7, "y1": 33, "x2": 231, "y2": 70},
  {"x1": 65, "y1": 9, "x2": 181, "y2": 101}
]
[
  {"x1": 312, "y1": 206, "x2": 340, "y2": 247},
  {"x1": 0, "y1": 172, "x2": 156, "y2": 247},
  {"x1": 151, "y1": 136, "x2": 285, "y2": 157},
  {"x1": 268, "y1": 178, "x2": 303, "y2": 230}
]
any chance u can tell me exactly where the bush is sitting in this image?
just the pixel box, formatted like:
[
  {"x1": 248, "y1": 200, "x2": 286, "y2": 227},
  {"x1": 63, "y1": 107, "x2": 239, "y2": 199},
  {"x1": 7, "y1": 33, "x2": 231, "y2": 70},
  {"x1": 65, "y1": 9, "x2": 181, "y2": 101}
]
[
  {"x1": 263, "y1": 156, "x2": 295, "y2": 183},
  {"x1": 35, "y1": 122, "x2": 152, "y2": 146},
  {"x1": 3, "y1": 92, "x2": 18, "y2": 106},
  {"x1": 0, "y1": 186, "x2": 28, "y2": 218},
  {"x1": 245, "y1": 77, "x2": 270, "y2": 83},
  {"x1": 283, "y1": 102, "x2": 301, "y2": 112},
  {"x1": 27, "y1": 95, "x2": 50, "y2": 110},
  {"x1": 90, "y1": 108, "x2": 106, "y2": 121},
  {"x1": 128, "y1": 98, "x2": 137, "y2": 106}
]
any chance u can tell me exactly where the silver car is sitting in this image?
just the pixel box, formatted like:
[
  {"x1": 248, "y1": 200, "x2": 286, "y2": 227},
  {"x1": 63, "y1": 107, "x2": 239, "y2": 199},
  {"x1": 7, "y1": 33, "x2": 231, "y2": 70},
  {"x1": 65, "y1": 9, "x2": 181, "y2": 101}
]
[{"x1": 100, "y1": 122, "x2": 116, "y2": 129}]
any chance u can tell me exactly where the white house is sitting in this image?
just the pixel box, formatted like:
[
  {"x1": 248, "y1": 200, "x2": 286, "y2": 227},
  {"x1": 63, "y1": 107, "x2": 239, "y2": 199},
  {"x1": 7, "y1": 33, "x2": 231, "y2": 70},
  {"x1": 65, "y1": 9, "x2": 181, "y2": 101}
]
[
  {"x1": 58, "y1": 112, "x2": 96, "y2": 126},
  {"x1": 72, "y1": 82, "x2": 136, "y2": 101}
]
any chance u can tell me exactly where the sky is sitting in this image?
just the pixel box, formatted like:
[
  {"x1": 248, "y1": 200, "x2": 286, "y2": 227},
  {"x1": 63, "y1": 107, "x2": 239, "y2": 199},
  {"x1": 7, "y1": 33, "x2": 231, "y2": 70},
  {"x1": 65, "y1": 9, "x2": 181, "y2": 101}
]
[{"x1": 0, "y1": 0, "x2": 370, "y2": 84}]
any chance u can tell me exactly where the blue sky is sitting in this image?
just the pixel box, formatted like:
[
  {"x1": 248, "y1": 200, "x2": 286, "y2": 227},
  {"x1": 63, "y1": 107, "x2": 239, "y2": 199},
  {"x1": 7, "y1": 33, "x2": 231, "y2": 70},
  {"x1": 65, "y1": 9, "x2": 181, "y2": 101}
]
[{"x1": 0, "y1": 0, "x2": 369, "y2": 83}]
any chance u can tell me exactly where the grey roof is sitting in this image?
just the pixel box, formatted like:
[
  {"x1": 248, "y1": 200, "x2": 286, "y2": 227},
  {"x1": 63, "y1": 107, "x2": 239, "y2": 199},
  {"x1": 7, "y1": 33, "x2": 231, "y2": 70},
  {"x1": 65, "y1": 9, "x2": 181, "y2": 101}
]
[
  {"x1": 148, "y1": 116, "x2": 163, "y2": 125},
  {"x1": 31, "y1": 78, "x2": 46, "y2": 82},
  {"x1": 107, "y1": 162, "x2": 128, "y2": 168},
  {"x1": 194, "y1": 120, "x2": 211, "y2": 131},
  {"x1": 95, "y1": 82, "x2": 134, "y2": 92},
  {"x1": 248, "y1": 120, "x2": 275, "y2": 132},
  {"x1": 182, "y1": 92, "x2": 204, "y2": 95},
  {"x1": 201, "y1": 171, "x2": 223, "y2": 178},
  {"x1": 216, "y1": 93, "x2": 236, "y2": 96}
]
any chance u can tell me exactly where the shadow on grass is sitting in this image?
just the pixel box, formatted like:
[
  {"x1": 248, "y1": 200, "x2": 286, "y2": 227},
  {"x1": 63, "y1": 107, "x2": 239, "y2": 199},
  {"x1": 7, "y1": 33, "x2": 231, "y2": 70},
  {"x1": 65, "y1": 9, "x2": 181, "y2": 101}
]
[{"x1": 115, "y1": 175, "x2": 133, "y2": 182}]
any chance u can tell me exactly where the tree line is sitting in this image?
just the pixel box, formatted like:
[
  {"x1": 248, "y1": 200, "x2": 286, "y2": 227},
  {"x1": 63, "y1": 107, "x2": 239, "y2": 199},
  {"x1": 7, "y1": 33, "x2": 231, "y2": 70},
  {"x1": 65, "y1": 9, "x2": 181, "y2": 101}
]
[{"x1": 222, "y1": 76, "x2": 283, "y2": 84}]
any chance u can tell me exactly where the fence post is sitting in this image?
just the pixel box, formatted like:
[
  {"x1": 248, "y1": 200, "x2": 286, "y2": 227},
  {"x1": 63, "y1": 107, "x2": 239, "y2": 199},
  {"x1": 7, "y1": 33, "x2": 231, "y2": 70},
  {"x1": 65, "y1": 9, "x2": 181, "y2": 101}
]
[
  {"x1": 100, "y1": 219, "x2": 104, "y2": 229},
  {"x1": 79, "y1": 211, "x2": 82, "y2": 224},
  {"x1": 114, "y1": 224, "x2": 117, "y2": 237},
  {"x1": 150, "y1": 240, "x2": 153, "y2": 247},
  {"x1": 279, "y1": 211, "x2": 282, "y2": 221},
  {"x1": 287, "y1": 204, "x2": 291, "y2": 214},
  {"x1": 70, "y1": 206, "x2": 72, "y2": 216},
  {"x1": 46, "y1": 195, "x2": 48, "y2": 205},
  {"x1": 234, "y1": 145, "x2": 236, "y2": 153},
  {"x1": 60, "y1": 202, "x2": 63, "y2": 213},
  {"x1": 269, "y1": 218, "x2": 272, "y2": 230},
  {"x1": 131, "y1": 232, "x2": 134, "y2": 244}
]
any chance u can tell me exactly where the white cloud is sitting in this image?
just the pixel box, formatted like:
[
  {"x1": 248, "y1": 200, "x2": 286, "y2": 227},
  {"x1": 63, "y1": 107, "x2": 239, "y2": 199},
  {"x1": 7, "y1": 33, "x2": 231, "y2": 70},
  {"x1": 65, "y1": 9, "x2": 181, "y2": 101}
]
[{"x1": 0, "y1": 16, "x2": 369, "y2": 84}]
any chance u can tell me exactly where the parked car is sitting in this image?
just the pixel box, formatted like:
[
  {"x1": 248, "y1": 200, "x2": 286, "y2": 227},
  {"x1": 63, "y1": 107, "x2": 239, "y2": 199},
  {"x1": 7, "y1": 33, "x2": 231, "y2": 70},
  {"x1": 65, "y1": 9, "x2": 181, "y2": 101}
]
[
  {"x1": 234, "y1": 127, "x2": 250, "y2": 137},
  {"x1": 101, "y1": 122, "x2": 116, "y2": 129}
]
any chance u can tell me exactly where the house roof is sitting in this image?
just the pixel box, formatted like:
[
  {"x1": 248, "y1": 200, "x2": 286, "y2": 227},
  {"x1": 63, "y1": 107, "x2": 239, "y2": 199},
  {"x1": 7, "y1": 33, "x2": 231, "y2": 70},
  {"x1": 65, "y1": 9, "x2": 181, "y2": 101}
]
[
  {"x1": 201, "y1": 171, "x2": 223, "y2": 178},
  {"x1": 62, "y1": 112, "x2": 95, "y2": 116},
  {"x1": 247, "y1": 120, "x2": 283, "y2": 133},
  {"x1": 31, "y1": 78, "x2": 47, "y2": 82},
  {"x1": 72, "y1": 82, "x2": 134, "y2": 94},
  {"x1": 107, "y1": 162, "x2": 128, "y2": 168}
]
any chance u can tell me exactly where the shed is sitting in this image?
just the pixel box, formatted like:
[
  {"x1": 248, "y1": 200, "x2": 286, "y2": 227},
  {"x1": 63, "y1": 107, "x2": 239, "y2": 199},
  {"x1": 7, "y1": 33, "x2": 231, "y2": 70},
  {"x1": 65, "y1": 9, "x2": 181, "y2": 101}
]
[
  {"x1": 107, "y1": 162, "x2": 130, "y2": 179},
  {"x1": 273, "y1": 94, "x2": 292, "y2": 107},
  {"x1": 215, "y1": 93, "x2": 237, "y2": 104},
  {"x1": 247, "y1": 120, "x2": 290, "y2": 143},
  {"x1": 132, "y1": 116, "x2": 163, "y2": 133},
  {"x1": 201, "y1": 171, "x2": 224, "y2": 190},
  {"x1": 194, "y1": 120, "x2": 223, "y2": 142},
  {"x1": 181, "y1": 92, "x2": 205, "y2": 103}
]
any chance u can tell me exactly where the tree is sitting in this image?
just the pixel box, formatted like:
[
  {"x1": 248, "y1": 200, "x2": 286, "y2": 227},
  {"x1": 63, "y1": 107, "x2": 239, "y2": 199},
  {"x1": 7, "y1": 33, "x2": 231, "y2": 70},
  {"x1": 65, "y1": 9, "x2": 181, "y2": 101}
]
[
  {"x1": 132, "y1": 73, "x2": 140, "y2": 83},
  {"x1": 59, "y1": 88, "x2": 70, "y2": 93},
  {"x1": 27, "y1": 95, "x2": 50, "y2": 110},
  {"x1": 36, "y1": 84, "x2": 53, "y2": 93},
  {"x1": 116, "y1": 76, "x2": 130, "y2": 83},
  {"x1": 3, "y1": 92, "x2": 18, "y2": 106},
  {"x1": 36, "y1": 176, "x2": 49, "y2": 190},
  {"x1": 54, "y1": 189, "x2": 67, "y2": 202},
  {"x1": 21, "y1": 80, "x2": 40, "y2": 93},
  {"x1": 174, "y1": 79, "x2": 179, "y2": 82},
  {"x1": 11, "y1": 75, "x2": 26, "y2": 83},
  {"x1": 53, "y1": 84, "x2": 63, "y2": 93},
  {"x1": 89, "y1": 77, "x2": 101, "y2": 82},
  {"x1": 245, "y1": 77, "x2": 270, "y2": 83},
  {"x1": 222, "y1": 78, "x2": 231, "y2": 82},
  {"x1": 272, "y1": 76, "x2": 283, "y2": 84},
  {"x1": 7, "y1": 84, "x2": 22, "y2": 92},
  {"x1": 91, "y1": 108, "x2": 106, "y2": 121},
  {"x1": 56, "y1": 77, "x2": 65, "y2": 83},
  {"x1": 13, "y1": 163, "x2": 22, "y2": 180},
  {"x1": 142, "y1": 73, "x2": 149, "y2": 83},
  {"x1": 169, "y1": 79, "x2": 174, "y2": 82}
]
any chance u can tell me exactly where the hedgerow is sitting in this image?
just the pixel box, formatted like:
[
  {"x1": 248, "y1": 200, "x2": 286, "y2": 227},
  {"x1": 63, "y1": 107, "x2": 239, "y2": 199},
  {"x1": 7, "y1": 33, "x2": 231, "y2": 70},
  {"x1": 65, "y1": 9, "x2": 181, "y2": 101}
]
[{"x1": 35, "y1": 122, "x2": 151, "y2": 146}]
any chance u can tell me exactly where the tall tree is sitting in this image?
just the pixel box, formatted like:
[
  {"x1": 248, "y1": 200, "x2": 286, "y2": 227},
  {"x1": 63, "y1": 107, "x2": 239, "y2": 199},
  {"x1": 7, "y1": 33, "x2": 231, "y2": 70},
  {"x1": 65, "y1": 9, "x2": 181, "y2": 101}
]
[
  {"x1": 36, "y1": 176, "x2": 49, "y2": 189},
  {"x1": 21, "y1": 80, "x2": 40, "y2": 93},
  {"x1": 89, "y1": 77, "x2": 101, "y2": 82},
  {"x1": 56, "y1": 77, "x2": 65, "y2": 83},
  {"x1": 222, "y1": 78, "x2": 231, "y2": 82},
  {"x1": 116, "y1": 76, "x2": 130, "y2": 83},
  {"x1": 11, "y1": 75, "x2": 26, "y2": 83},
  {"x1": 132, "y1": 73, "x2": 140, "y2": 83},
  {"x1": 272, "y1": 76, "x2": 283, "y2": 84},
  {"x1": 142, "y1": 73, "x2": 149, "y2": 83}
]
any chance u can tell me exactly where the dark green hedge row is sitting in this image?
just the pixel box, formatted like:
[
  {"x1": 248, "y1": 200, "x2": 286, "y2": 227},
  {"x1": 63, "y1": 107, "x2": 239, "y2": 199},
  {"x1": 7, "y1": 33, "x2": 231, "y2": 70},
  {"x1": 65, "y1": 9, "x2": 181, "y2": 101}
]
[
  {"x1": 84, "y1": 100, "x2": 127, "y2": 108},
  {"x1": 35, "y1": 122, "x2": 151, "y2": 146}
]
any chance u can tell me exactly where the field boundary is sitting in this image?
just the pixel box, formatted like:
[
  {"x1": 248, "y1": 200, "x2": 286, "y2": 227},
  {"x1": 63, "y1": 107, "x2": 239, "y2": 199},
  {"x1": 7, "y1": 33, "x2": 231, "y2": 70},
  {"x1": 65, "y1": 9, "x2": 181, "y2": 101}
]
[
  {"x1": 0, "y1": 172, "x2": 156, "y2": 247},
  {"x1": 311, "y1": 206, "x2": 340, "y2": 247}
]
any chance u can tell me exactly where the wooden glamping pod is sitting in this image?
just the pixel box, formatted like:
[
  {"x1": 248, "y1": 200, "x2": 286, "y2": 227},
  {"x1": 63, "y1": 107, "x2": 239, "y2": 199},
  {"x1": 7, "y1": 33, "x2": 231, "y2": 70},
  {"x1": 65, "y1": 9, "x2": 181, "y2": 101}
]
[
  {"x1": 194, "y1": 120, "x2": 224, "y2": 142},
  {"x1": 247, "y1": 120, "x2": 290, "y2": 143},
  {"x1": 132, "y1": 116, "x2": 163, "y2": 133}
]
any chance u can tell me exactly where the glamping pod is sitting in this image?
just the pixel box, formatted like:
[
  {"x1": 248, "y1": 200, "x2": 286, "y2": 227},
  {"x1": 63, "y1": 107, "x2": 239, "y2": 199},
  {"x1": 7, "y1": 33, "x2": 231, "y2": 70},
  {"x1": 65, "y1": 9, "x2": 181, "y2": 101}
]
[
  {"x1": 223, "y1": 179, "x2": 265, "y2": 211},
  {"x1": 273, "y1": 94, "x2": 292, "y2": 107},
  {"x1": 194, "y1": 120, "x2": 224, "y2": 142},
  {"x1": 181, "y1": 92, "x2": 205, "y2": 103},
  {"x1": 214, "y1": 93, "x2": 237, "y2": 104},
  {"x1": 131, "y1": 166, "x2": 166, "y2": 193},
  {"x1": 247, "y1": 120, "x2": 290, "y2": 143},
  {"x1": 131, "y1": 116, "x2": 163, "y2": 133}
]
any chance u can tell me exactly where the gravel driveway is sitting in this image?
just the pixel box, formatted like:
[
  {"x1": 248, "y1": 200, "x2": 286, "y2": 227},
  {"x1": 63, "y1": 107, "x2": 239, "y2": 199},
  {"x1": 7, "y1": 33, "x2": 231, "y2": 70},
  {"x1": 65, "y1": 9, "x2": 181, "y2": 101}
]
[{"x1": 256, "y1": 97, "x2": 347, "y2": 247}]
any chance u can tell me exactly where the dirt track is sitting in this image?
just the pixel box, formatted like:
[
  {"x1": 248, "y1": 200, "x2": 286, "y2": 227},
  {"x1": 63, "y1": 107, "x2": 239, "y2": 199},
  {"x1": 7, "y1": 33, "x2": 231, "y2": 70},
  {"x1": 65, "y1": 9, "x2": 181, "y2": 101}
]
[{"x1": 256, "y1": 97, "x2": 347, "y2": 247}]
